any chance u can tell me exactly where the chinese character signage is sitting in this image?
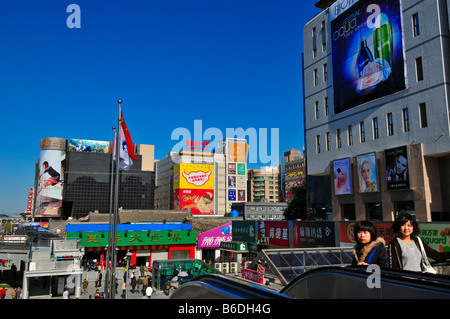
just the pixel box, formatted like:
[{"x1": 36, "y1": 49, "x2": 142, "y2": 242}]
[
  {"x1": 68, "y1": 230, "x2": 197, "y2": 247},
  {"x1": 198, "y1": 223, "x2": 232, "y2": 248},
  {"x1": 232, "y1": 221, "x2": 258, "y2": 243},
  {"x1": 330, "y1": 0, "x2": 407, "y2": 114},
  {"x1": 292, "y1": 221, "x2": 336, "y2": 248},
  {"x1": 418, "y1": 223, "x2": 450, "y2": 254},
  {"x1": 258, "y1": 221, "x2": 291, "y2": 247}
]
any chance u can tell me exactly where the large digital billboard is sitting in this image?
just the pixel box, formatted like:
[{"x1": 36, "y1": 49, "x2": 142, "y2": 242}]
[{"x1": 330, "y1": 0, "x2": 407, "y2": 114}]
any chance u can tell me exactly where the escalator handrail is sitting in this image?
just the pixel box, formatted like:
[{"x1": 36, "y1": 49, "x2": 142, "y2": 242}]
[
  {"x1": 280, "y1": 265, "x2": 450, "y2": 295},
  {"x1": 171, "y1": 274, "x2": 292, "y2": 299}
]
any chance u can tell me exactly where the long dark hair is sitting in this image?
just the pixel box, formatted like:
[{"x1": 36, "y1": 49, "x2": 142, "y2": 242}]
[
  {"x1": 392, "y1": 212, "x2": 420, "y2": 237},
  {"x1": 354, "y1": 220, "x2": 377, "y2": 246}
]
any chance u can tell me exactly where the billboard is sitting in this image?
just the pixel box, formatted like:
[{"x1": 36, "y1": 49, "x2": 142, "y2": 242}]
[
  {"x1": 292, "y1": 221, "x2": 336, "y2": 248},
  {"x1": 333, "y1": 157, "x2": 351, "y2": 195},
  {"x1": 197, "y1": 222, "x2": 232, "y2": 248},
  {"x1": 356, "y1": 152, "x2": 378, "y2": 192},
  {"x1": 173, "y1": 164, "x2": 214, "y2": 215},
  {"x1": 68, "y1": 138, "x2": 111, "y2": 153},
  {"x1": 330, "y1": 0, "x2": 407, "y2": 114},
  {"x1": 227, "y1": 141, "x2": 248, "y2": 162},
  {"x1": 385, "y1": 145, "x2": 409, "y2": 190},
  {"x1": 257, "y1": 221, "x2": 291, "y2": 247},
  {"x1": 35, "y1": 138, "x2": 66, "y2": 218}
]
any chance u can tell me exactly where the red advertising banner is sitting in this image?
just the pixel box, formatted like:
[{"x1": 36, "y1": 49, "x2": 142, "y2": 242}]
[
  {"x1": 242, "y1": 264, "x2": 265, "y2": 284},
  {"x1": 258, "y1": 221, "x2": 290, "y2": 247},
  {"x1": 173, "y1": 189, "x2": 214, "y2": 215}
]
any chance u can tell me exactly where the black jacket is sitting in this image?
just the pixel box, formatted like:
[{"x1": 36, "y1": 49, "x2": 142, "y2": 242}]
[{"x1": 352, "y1": 237, "x2": 388, "y2": 268}]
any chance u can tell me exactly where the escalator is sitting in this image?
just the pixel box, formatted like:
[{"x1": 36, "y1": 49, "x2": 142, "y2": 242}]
[{"x1": 169, "y1": 266, "x2": 450, "y2": 299}]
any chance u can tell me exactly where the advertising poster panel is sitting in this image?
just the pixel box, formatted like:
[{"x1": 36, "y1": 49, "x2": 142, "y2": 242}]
[
  {"x1": 333, "y1": 158, "x2": 351, "y2": 195},
  {"x1": 292, "y1": 221, "x2": 336, "y2": 248},
  {"x1": 418, "y1": 223, "x2": 450, "y2": 255},
  {"x1": 232, "y1": 221, "x2": 258, "y2": 244},
  {"x1": 257, "y1": 221, "x2": 290, "y2": 247},
  {"x1": 357, "y1": 152, "x2": 378, "y2": 192},
  {"x1": 228, "y1": 141, "x2": 248, "y2": 163},
  {"x1": 330, "y1": 0, "x2": 407, "y2": 114},
  {"x1": 35, "y1": 138, "x2": 66, "y2": 218},
  {"x1": 172, "y1": 164, "x2": 214, "y2": 215},
  {"x1": 385, "y1": 145, "x2": 409, "y2": 189},
  {"x1": 68, "y1": 138, "x2": 111, "y2": 153},
  {"x1": 198, "y1": 222, "x2": 232, "y2": 248}
]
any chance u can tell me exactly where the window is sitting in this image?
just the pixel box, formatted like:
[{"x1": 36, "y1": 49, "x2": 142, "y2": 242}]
[
  {"x1": 326, "y1": 132, "x2": 331, "y2": 151},
  {"x1": 373, "y1": 117, "x2": 379, "y2": 139},
  {"x1": 313, "y1": 48, "x2": 317, "y2": 58},
  {"x1": 316, "y1": 135, "x2": 321, "y2": 153},
  {"x1": 323, "y1": 63, "x2": 327, "y2": 82},
  {"x1": 359, "y1": 121, "x2": 365, "y2": 143},
  {"x1": 416, "y1": 57, "x2": 423, "y2": 81},
  {"x1": 314, "y1": 101, "x2": 319, "y2": 119},
  {"x1": 402, "y1": 108, "x2": 410, "y2": 132},
  {"x1": 336, "y1": 129, "x2": 342, "y2": 149},
  {"x1": 419, "y1": 103, "x2": 428, "y2": 128},
  {"x1": 312, "y1": 27, "x2": 316, "y2": 37},
  {"x1": 412, "y1": 13, "x2": 420, "y2": 37},
  {"x1": 324, "y1": 97, "x2": 329, "y2": 116},
  {"x1": 348, "y1": 125, "x2": 353, "y2": 146},
  {"x1": 313, "y1": 68, "x2": 318, "y2": 86},
  {"x1": 387, "y1": 112, "x2": 394, "y2": 136}
]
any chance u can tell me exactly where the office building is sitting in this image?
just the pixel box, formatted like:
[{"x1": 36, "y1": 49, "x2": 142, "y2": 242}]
[{"x1": 303, "y1": 0, "x2": 450, "y2": 221}]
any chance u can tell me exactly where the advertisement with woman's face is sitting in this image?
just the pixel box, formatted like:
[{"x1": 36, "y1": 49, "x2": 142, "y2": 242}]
[
  {"x1": 334, "y1": 158, "x2": 351, "y2": 195},
  {"x1": 357, "y1": 152, "x2": 378, "y2": 193}
]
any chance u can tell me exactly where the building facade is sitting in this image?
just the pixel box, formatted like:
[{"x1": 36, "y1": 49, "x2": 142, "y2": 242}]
[
  {"x1": 283, "y1": 149, "x2": 306, "y2": 203},
  {"x1": 303, "y1": 0, "x2": 450, "y2": 221},
  {"x1": 34, "y1": 137, "x2": 155, "y2": 221},
  {"x1": 247, "y1": 166, "x2": 280, "y2": 203}
]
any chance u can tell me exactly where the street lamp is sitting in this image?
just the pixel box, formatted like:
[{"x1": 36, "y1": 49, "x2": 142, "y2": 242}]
[{"x1": 125, "y1": 250, "x2": 132, "y2": 299}]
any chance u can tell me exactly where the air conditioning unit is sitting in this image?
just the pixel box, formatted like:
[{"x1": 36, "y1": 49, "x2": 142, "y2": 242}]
[
  {"x1": 221, "y1": 262, "x2": 229, "y2": 274},
  {"x1": 230, "y1": 262, "x2": 238, "y2": 273},
  {"x1": 214, "y1": 263, "x2": 222, "y2": 272}
]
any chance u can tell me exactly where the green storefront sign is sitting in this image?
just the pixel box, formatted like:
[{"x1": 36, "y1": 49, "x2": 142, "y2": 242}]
[{"x1": 67, "y1": 230, "x2": 197, "y2": 248}]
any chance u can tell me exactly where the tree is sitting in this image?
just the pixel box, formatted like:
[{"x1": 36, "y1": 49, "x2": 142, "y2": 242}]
[{"x1": 284, "y1": 185, "x2": 307, "y2": 220}]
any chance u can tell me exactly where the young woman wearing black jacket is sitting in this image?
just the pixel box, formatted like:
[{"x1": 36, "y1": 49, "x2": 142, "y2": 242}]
[{"x1": 352, "y1": 221, "x2": 388, "y2": 268}]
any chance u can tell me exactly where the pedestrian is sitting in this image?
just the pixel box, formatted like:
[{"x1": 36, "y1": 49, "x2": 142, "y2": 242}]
[
  {"x1": 94, "y1": 289, "x2": 101, "y2": 299},
  {"x1": 62, "y1": 287, "x2": 70, "y2": 299},
  {"x1": 0, "y1": 287, "x2": 6, "y2": 299},
  {"x1": 145, "y1": 285, "x2": 153, "y2": 299},
  {"x1": 137, "y1": 276, "x2": 143, "y2": 294},
  {"x1": 82, "y1": 279, "x2": 89, "y2": 295},
  {"x1": 388, "y1": 213, "x2": 450, "y2": 272},
  {"x1": 351, "y1": 220, "x2": 388, "y2": 267},
  {"x1": 16, "y1": 287, "x2": 21, "y2": 299},
  {"x1": 121, "y1": 281, "x2": 126, "y2": 299},
  {"x1": 10, "y1": 288, "x2": 16, "y2": 299},
  {"x1": 140, "y1": 264, "x2": 145, "y2": 277},
  {"x1": 131, "y1": 274, "x2": 136, "y2": 293},
  {"x1": 142, "y1": 276, "x2": 148, "y2": 295},
  {"x1": 98, "y1": 271, "x2": 102, "y2": 287}
]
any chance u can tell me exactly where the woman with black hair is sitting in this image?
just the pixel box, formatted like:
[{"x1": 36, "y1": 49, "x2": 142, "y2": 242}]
[
  {"x1": 388, "y1": 213, "x2": 450, "y2": 271},
  {"x1": 352, "y1": 220, "x2": 388, "y2": 267}
]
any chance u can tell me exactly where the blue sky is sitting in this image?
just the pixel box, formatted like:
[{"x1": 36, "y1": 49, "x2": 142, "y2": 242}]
[{"x1": 0, "y1": 1, "x2": 320, "y2": 215}]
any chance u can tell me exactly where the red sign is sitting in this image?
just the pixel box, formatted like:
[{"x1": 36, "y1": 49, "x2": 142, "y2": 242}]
[
  {"x1": 258, "y1": 221, "x2": 290, "y2": 247},
  {"x1": 242, "y1": 265, "x2": 265, "y2": 284}
]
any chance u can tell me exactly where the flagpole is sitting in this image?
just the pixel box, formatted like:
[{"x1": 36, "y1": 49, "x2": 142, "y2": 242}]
[
  {"x1": 110, "y1": 100, "x2": 122, "y2": 299},
  {"x1": 104, "y1": 126, "x2": 116, "y2": 298}
]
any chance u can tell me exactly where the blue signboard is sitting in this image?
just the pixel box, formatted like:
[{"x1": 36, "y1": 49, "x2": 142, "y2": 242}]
[{"x1": 228, "y1": 189, "x2": 236, "y2": 201}]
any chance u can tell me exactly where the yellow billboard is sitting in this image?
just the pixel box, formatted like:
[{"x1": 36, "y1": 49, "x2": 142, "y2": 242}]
[{"x1": 173, "y1": 163, "x2": 214, "y2": 190}]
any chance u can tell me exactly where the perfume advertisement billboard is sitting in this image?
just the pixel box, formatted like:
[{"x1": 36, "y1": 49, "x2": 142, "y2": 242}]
[
  {"x1": 385, "y1": 145, "x2": 409, "y2": 190},
  {"x1": 330, "y1": 0, "x2": 407, "y2": 114},
  {"x1": 333, "y1": 157, "x2": 351, "y2": 195}
]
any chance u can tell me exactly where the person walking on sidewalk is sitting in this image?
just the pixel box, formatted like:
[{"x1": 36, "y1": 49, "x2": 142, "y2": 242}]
[{"x1": 145, "y1": 285, "x2": 153, "y2": 299}]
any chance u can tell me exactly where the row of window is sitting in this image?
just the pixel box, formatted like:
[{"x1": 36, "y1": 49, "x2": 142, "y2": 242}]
[{"x1": 316, "y1": 103, "x2": 428, "y2": 153}]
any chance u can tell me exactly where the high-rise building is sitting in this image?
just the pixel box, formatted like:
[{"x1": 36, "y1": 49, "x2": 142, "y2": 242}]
[
  {"x1": 247, "y1": 166, "x2": 280, "y2": 203},
  {"x1": 303, "y1": 0, "x2": 450, "y2": 221}
]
